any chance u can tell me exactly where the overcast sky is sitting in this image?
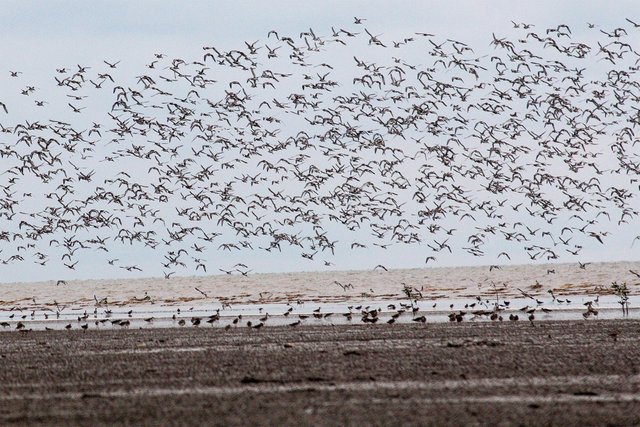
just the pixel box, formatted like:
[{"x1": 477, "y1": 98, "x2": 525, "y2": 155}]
[
  {"x1": 1, "y1": 1, "x2": 639, "y2": 282},
  {"x1": 2, "y1": 0, "x2": 639, "y2": 61}
]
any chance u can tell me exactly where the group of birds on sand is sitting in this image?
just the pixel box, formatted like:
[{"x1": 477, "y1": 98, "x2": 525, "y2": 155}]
[
  {"x1": 0, "y1": 17, "x2": 640, "y2": 279},
  {"x1": 3, "y1": 285, "x2": 616, "y2": 331}
]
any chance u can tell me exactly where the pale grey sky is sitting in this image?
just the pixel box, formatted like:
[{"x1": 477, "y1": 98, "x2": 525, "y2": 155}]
[{"x1": 1, "y1": 1, "x2": 639, "y2": 282}]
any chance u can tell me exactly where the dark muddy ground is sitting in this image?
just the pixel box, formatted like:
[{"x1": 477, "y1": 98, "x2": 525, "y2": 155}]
[{"x1": 1, "y1": 320, "x2": 639, "y2": 426}]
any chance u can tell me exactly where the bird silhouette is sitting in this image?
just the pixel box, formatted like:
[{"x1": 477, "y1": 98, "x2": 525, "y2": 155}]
[{"x1": 0, "y1": 17, "x2": 636, "y2": 286}]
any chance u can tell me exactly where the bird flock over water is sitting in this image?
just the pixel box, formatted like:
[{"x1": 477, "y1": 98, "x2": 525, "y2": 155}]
[{"x1": 1, "y1": 18, "x2": 640, "y2": 278}]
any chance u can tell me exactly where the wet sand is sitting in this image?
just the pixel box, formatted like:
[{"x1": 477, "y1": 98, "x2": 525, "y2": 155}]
[
  {"x1": 1, "y1": 320, "x2": 639, "y2": 426},
  {"x1": 2, "y1": 261, "x2": 638, "y2": 309}
]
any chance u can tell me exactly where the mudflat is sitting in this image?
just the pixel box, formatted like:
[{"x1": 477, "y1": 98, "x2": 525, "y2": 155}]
[{"x1": 1, "y1": 320, "x2": 639, "y2": 426}]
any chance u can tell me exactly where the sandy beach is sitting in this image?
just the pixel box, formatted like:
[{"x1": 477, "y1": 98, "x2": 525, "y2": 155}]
[
  {"x1": 1, "y1": 320, "x2": 639, "y2": 426},
  {"x1": 1, "y1": 261, "x2": 638, "y2": 309}
]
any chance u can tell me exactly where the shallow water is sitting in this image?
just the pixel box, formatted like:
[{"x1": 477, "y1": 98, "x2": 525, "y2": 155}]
[
  {"x1": 1, "y1": 294, "x2": 636, "y2": 332},
  {"x1": 0, "y1": 260, "x2": 637, "y2": 331}
]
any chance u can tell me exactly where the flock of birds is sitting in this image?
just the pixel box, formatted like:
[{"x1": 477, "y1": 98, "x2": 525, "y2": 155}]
[
  {"x1": 1, "y1": 18, "x2": 640, "y2": 280},
  {"x1": 18, "y1": 273, "x2": 640, "y2": 334},
  {"x1": 0, "y1": 288, "x2": 613, "y2": 331}
]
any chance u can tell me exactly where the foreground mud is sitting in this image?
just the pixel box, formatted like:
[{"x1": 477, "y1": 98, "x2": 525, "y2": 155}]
[{"x1": 1, "y1": 320, "x2": 639, "y2": 426}]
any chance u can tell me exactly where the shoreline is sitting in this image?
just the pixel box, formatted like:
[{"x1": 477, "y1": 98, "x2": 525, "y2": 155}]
[
  {"x1": 0, "y1": 260, "x2": 638, "y2": 310},
  {"x1": 1, "y1": 260, "x2": 637, "y2": 332},
  {"x1": 2, "y1": 259, "x2": 639, "y2": 287},
  {"x1": 1, "y1": 293, "x2": 636, "y2": 332}
]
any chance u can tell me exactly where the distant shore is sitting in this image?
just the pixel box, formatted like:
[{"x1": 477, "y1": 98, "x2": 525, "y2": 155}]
[{"x1": 1, "y1": 260, "x2": 638, "y2": 310}]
